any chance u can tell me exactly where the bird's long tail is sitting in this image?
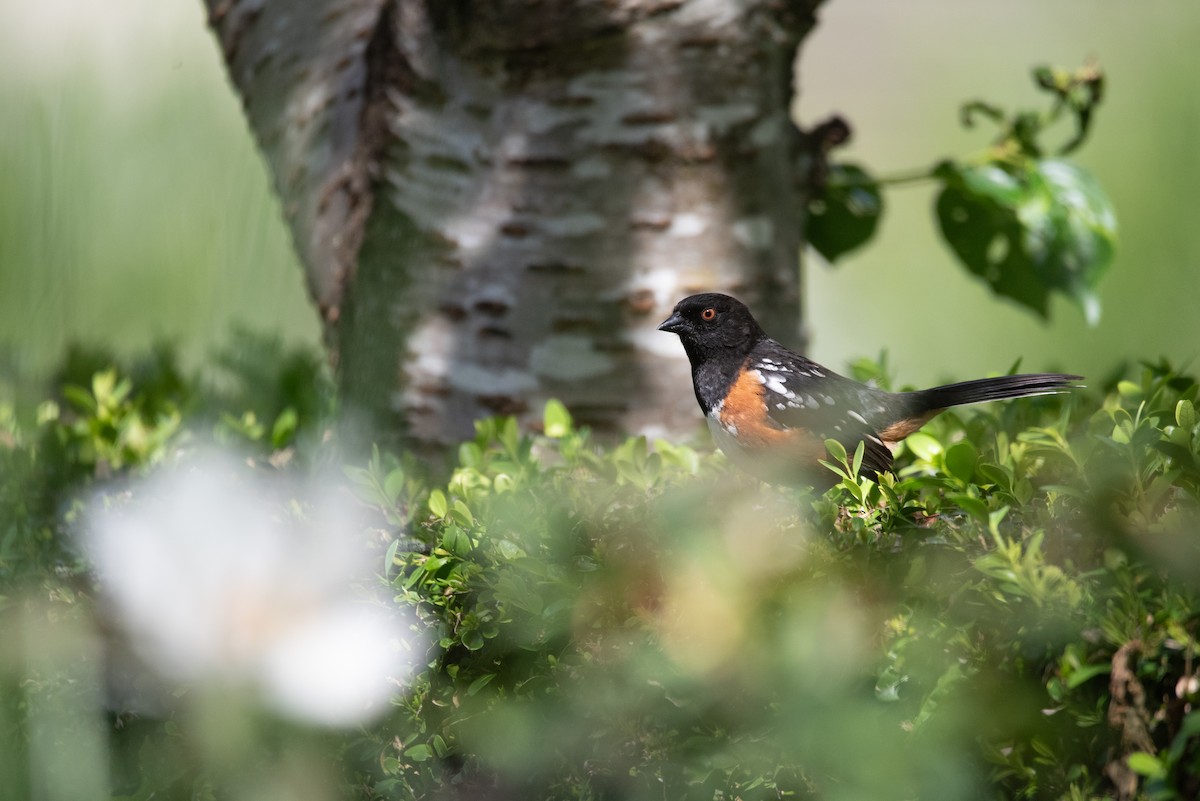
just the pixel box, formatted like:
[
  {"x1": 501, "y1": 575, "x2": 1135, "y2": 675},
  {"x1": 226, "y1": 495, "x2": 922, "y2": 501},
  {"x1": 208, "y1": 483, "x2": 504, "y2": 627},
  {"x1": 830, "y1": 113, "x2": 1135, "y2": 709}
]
[{"x1": 907, "y1": 372, "x2": 1083, "y2": 414}]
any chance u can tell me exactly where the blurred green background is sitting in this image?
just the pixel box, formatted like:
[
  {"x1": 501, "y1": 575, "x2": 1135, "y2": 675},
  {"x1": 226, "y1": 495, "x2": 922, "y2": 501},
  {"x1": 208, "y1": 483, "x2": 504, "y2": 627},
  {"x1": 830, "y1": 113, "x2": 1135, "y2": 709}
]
[
  {"x1": 0, "y1": 0, "x2": 319, "y2": 387},
  {"x1": 801, "y1": 1, "x2": 1200, "y2": 383},
  {"x1": 2, "y1": 0, "x2": 1197, "y2": 394}
]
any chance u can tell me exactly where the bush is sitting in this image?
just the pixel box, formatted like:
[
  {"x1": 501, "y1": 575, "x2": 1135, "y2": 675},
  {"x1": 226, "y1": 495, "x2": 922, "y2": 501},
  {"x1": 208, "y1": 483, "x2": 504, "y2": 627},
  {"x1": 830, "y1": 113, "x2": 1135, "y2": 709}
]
[{"x1": 2, "y1": 346, "x2": 1199, "y2": 800}]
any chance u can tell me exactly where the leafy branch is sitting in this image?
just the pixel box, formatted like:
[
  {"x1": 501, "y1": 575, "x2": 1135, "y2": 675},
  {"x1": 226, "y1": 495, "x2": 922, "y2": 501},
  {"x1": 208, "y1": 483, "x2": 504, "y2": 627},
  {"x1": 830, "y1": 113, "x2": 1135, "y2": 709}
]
[{"x1": 807, "y1": 62, "x2": 1115, "y2": 324}]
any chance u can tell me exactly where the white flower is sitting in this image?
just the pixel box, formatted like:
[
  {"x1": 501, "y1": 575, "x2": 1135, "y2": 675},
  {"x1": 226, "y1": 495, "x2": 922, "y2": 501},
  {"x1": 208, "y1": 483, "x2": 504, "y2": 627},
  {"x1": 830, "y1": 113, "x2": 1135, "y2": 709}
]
[{"x1": 83, "y1": 450, "x2": 421, "y2": 727}]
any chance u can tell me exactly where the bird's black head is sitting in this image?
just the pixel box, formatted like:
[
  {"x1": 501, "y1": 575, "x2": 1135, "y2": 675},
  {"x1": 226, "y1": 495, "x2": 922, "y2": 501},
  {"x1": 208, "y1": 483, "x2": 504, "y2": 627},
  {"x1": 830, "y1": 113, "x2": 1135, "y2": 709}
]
[{"x1": 658, "y1": 293, "x2": 766, "y2": 364}]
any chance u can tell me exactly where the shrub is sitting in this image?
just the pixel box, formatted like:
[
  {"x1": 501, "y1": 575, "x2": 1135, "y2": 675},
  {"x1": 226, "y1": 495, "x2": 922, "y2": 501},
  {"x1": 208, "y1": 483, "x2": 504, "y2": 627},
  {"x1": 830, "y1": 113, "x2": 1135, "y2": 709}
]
[{"x1": 2, "y1": 347, "x2": 1198, "y2": 800}]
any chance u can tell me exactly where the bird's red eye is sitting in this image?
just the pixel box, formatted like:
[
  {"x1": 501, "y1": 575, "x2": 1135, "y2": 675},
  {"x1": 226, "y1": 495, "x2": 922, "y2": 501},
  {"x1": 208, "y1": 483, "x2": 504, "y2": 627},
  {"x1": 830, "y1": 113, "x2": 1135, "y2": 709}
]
[{"x1": 701, "y1": 308, "x2": 716, "y2": 321}]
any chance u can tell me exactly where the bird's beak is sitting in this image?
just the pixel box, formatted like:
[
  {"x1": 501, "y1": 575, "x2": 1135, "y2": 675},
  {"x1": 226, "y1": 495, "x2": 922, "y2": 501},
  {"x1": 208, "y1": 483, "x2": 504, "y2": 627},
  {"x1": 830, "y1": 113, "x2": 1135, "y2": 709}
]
[{"x1": 657, "y1": 312, "x2": 685, "y2": 334}]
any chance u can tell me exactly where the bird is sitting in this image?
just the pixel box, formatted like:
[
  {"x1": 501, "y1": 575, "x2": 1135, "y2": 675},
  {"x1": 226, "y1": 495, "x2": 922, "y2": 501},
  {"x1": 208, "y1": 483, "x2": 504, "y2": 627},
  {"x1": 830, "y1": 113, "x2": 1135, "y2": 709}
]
[{"x1": 657, "y1": 292, "x2": 1081, "y2": 487}]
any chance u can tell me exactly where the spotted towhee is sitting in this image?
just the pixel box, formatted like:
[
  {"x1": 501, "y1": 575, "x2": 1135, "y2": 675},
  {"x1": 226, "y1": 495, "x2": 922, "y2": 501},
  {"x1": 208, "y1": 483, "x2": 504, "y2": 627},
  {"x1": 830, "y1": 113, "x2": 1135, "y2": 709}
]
[{"x1": 659, "y1": 293, "x2": 1081, "y2": 486}]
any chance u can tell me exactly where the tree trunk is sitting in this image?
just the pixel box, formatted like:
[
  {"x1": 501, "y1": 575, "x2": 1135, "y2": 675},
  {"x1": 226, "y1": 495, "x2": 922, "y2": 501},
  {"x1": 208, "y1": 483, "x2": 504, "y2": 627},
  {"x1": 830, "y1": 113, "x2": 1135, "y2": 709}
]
[{"x1": 205, "y1": 0, "x2": 823, "y2": 446}]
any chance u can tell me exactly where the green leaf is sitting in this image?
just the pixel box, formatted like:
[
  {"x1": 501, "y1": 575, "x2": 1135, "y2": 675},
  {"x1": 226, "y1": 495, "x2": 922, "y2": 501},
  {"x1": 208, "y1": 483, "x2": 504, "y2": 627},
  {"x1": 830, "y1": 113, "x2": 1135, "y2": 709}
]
[
  {"x1": 404, "y1": 744, "x2": 433, "y2": 763},
  {"x1": 342, "y1": 465, "x2": 375, "y2": 487},
  {"x1": 936, "y1": 163, "x2": 1052, "y2": 318},
  {"x1": 452, "y1": 500, "x2": 474, "y2": 527},
  {"x1": 957, "y1": 162, "x2": 1025, "y2": 205},
  {"x1": 383, "y1": 468, "x2": 406, "y2": 505},
  {"x1": 441, "y1": 525, "x2": 471, "y2": 558},
  {"x1": 1177, "y1": 399, "x2": 1196, "y2": 431},
  {"x1": 1116, "y1": 380, "x2": 1143, "y2": 400},
  {"x1": 499, "y1": 416, "x2": 520, "y2": 454},
  {"x1": 383, "y1": 538, "x2": 401, "y2": 579},
  {"x1": 459, "y1": 441, "x2": 483, "y2": 469},
  {"x1": 1126, "y1": 752, "x2": 1165, "y2": 779},
  {"x1": 467, "y1": 673, "x2": 496, "y2": 696},
  {"x1": 61, "y1": 385, "x2": 98, "y2": 414},
  {"x1": 944, "y1": 441, "x2": 978, "y2": 483},
  {"x1": 543, "y1": 398, "x2": 572, "y2": 438},
  {"x1": 824, "y1": 438, "x2": 848, "y2": 465},
  {"x1": 949, "y1": 493, "x2": 989, "y2": 523},
  {"x1": 429, "y1": 489, "x2": 448, "y2": 519},
  {"x1": 496, "y1": 539, "x2": 525, "y2": 561},
  {"x1": 808, "y1": 163, "x2": 884, "y2": 263},
  {"x1": 935, "y1": 159, "x2": 1115, "y2": 324},
  {"x1": 905, "y1": 432, "x2": 942, "y2": 462},
  {"x1": 270, "y1": 407, "x2": 298, "y2": 448},
  {"x1": 977, "y1": 462, "x2": 1013, "y2": 491},
  {"x1": 1064, "y1": 662, "x2": 1110, "y2": 689},
  {"x1": 817, "y1": 460, "x2": 845, "y2": 482},
  {"x1": 1028, "y1": 159, "x2": 1116, "y2": 323},
  {"x1": 851, "y1": 440, "x2": 865, "y2": 478}
]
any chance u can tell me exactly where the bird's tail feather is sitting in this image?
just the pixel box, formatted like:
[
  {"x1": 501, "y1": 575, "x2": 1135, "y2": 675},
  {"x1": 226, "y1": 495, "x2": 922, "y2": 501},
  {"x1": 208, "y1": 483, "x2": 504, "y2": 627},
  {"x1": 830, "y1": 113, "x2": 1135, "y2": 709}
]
[{"x1": 908, "y1": 373, "x2": 1083, "y2": 413}]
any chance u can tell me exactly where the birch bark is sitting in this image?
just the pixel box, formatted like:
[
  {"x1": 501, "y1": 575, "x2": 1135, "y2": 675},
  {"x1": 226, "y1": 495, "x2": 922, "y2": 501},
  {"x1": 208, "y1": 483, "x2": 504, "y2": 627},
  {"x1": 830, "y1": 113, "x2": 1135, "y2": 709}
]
[{"x1": 205, "y1": 0, "x2": 824, "y2": 445}]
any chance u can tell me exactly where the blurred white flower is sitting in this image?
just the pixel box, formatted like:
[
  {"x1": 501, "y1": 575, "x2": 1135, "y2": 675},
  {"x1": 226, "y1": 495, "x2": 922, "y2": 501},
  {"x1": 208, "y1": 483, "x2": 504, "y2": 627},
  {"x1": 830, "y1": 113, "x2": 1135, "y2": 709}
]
[{"x1": 83, "y1": 450, "x2": 421, "y2": 727}]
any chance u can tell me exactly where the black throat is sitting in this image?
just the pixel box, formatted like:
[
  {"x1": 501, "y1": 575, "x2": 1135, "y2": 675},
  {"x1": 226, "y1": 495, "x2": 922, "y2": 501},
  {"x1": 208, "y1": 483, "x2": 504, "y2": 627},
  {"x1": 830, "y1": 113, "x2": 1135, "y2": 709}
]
[
  {"x1": 690, "y1": 356, "x2": 745, "y2": 416},
  {"x1": 680, "y1": 333, "x2": 761, "y2": 416}
]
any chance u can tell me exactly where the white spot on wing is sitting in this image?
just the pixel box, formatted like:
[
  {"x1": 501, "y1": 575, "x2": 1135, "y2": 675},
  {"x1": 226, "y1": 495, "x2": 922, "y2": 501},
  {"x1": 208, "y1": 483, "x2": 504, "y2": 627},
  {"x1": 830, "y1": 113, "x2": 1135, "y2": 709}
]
[
  {"x1": 848, "y1": 410, "x2": 868, "y2": 425},
  {"x1": 762, "y1": 374, "x2": 794, "y2": 399}
]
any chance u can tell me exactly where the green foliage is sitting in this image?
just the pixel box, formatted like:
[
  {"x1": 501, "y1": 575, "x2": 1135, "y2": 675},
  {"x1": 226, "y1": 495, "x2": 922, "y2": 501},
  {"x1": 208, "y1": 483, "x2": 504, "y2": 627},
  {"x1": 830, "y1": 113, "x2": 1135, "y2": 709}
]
[
  {"x1": 337, "y1": 361, "x2": 1200, "y2": 800},
  {"x1": 5, "y1": 347, "x2": 1200, "y2": 800},
  {"x1": 935, "y1": 153, "x2": 1114, "y2": 326},
  {"x1": 812, "y1": 63, "x2": 1115, "y2": 325},
  {"x1": 807, "y1": 163, "x2": 884, "y2": 263},
  {"x1": 0, "y1": 332, "x2": 332, "y2": 585}
]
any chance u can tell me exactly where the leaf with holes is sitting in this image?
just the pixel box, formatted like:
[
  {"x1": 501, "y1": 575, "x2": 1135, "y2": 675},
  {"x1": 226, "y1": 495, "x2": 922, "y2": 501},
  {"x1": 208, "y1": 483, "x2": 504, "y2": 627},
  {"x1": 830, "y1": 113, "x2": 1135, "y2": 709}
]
[
  {"x1": 1027, "y1": 159, "x2": 1116, "y2": 323},
  {"x1": 935, "y1": 159, "x2": 1115, "y2": 323},
  {"x1": 935, "y1": 162, "x2": 1051, "y2": 317},
  {"x1": 808, "y1": 163, "x2": 884, "y2": 263}
]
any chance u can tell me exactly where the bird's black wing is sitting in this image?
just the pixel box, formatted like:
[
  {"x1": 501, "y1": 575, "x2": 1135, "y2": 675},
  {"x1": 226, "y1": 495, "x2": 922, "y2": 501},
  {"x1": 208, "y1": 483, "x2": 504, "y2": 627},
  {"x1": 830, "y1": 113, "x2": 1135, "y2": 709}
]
[{"x1": 746, "y1": 341, "x2": 896, "y2": 477}]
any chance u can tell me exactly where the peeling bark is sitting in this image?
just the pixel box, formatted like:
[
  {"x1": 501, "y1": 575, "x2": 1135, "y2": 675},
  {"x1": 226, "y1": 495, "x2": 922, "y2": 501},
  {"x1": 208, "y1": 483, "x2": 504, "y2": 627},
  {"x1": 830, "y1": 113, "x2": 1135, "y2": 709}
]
[{"x1": 205, "y1": 0, "x2": 825, "y2": 446}]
